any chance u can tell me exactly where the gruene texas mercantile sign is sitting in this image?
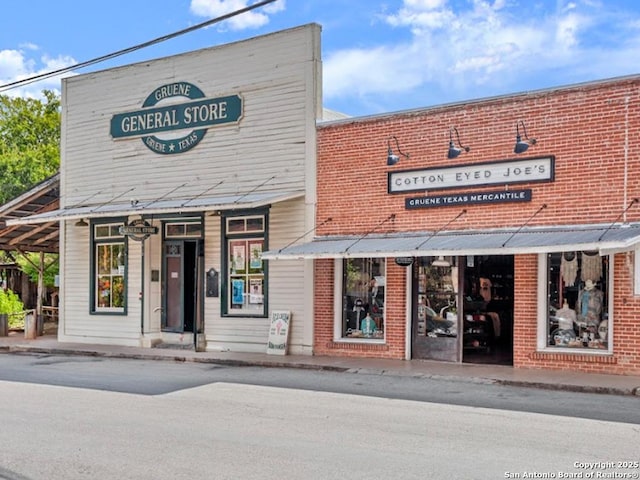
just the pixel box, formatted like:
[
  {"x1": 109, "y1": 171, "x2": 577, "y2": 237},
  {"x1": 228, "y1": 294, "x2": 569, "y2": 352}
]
[
  {"x1": 388, "y1": 157, "x2": 555, "y2": 193},
  {"x1": 110, "y1": 82, "x2": 243, "y2": 155}
]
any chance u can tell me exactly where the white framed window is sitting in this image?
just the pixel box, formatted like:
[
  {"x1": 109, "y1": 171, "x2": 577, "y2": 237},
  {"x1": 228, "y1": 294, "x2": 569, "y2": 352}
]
[
  {"x1": 334, "y1": 258, "x2": 386, "y2": 341},
  {"x1": 223, "y1": 213, "x2": 266, "y2": 316},
  {"x1": 538, "y1": 251, "x2": 612, "y2": 353},
  {"x1": 92, "y1": 222, "x2": 126, "y2": 314}
]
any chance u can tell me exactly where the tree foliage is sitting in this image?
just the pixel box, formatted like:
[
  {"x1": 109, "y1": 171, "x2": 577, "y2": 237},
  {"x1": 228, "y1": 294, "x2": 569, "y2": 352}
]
[
  {"x1": 0, "y1": 90, "x2": 60, "y2": 204},
  {"x1": 15, "y1": 253, "x2": 59, "y2": 288}
]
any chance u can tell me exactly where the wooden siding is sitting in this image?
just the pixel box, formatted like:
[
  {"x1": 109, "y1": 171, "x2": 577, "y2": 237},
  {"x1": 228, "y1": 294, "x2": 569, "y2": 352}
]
[
  {"x1": 58, "y1": 24, "x2": 320, "y2": 350},
  {"x1": 204, "y1": 198, "x2": 310, "y2": 353},
  {"x1": 60, "y1": 24, "x2": 321, "y2": 209}
]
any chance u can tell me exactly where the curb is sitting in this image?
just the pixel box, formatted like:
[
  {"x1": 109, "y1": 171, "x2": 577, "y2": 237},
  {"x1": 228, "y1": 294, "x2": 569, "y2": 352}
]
[{"x1": 3, "y1": 345, "x2": 639, "y2": 396}]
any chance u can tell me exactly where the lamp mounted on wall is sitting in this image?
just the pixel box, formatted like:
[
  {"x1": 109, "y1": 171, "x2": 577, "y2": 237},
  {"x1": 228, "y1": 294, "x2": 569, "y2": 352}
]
[
  {"x1": 75, "y1": 218, "x2": 88, "y2": 227},
  {"x1": 447, "y1": 127, "x2": 470, "y2": 159},
  {"x1": 514, "y1": 120, "x2": 537, "y2": 154},
  {"x1": 387, "y1": 135, "x2": 410, "y2": 166}
]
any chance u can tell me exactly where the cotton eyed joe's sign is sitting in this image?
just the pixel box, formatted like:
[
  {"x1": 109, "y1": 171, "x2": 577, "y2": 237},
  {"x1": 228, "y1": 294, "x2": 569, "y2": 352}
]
[
  {"x1": 388, "y1": 157, "x2": 555, "y2": 193},
  {"x1": 110, "y1": 82, "x2": 243, "y2": 155}
]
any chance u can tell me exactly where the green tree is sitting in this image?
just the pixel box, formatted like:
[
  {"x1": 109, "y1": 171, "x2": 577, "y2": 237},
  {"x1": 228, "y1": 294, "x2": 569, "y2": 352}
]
[
  {"x1": 15, "y1": 253, "x2": 59, "y2": 288},
  {"x1": 0, "y1": 90, "x2": 60, "y2": 204}
]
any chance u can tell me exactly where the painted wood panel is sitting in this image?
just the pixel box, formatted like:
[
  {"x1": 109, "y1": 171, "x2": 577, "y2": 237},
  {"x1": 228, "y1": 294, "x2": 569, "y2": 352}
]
[
  {"x1": 204, "y1": 198, "x2": 310, "y2": 353},
  {"x1": 60, "y1": 24, "x2": 320, "y2": 209}
]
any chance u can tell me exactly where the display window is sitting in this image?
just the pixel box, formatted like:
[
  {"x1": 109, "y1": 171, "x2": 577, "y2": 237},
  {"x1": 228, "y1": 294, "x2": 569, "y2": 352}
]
[
  {"x1": 223, "y1": 213, "x2": 266, "y2": 316},
  {"x1": 546, "y1": 251, "x2": 610, "y2": 351},
  {"x1": 341, "y1": 258, "x2": 385, "y2": 339},
  {"x1": 91, "y1": 221, "x2": 127, "y2": 313}
]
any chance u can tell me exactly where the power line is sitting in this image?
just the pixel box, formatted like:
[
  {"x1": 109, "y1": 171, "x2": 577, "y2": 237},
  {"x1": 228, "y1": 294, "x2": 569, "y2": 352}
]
[{"x1": 0, "y1": 0, "x2": 278, "y2": 93}]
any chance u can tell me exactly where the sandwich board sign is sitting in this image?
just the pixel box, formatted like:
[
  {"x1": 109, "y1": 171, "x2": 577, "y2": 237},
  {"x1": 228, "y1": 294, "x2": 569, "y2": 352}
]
[{"x1": 266, "y1": 310, "x2": 291, "y2": 355}]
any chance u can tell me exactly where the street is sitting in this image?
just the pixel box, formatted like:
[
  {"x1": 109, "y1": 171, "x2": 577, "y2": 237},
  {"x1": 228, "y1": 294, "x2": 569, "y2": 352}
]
[{"x1": 0, "y1": 353, "x2": 638, "y2": 480}]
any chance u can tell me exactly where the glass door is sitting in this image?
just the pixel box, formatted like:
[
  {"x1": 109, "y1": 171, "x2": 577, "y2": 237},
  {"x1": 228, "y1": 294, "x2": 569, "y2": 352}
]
[{"x1": 411, "y1": 256, "x2": 461, "y2": 362}]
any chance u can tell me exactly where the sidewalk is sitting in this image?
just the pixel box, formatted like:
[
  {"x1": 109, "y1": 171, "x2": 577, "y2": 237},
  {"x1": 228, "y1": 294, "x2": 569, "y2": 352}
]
[{"x1": 1, "y1": 331, "x2": 640, "y2": 396}]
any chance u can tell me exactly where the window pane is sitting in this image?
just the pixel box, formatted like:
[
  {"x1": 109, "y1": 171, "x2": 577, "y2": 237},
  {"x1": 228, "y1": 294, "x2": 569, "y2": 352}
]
[
  {"x1": 342, "y1": 258, "x2": 385, "y2": 339},
  {"x1": 230, "y1": 241, "x2": 246, "y2": 274},
  {"x1": 246, "y1": 217, "x2": 264, "y2": 232},
  {"x1": 95, "y1": 225, "x2": 110, "y2": 238},
  {"x1": 227, "y1": 219, "x2": 244, "y2": 233},
  {"x1": 248, "y1": 241, "x2": 263, "y2": 274},
  {"x1": 97, "y1": 275, "x2": 112, "y2": 307},
  {"x1": 112, "y1": 276, "x2": 125, "y2": 307},
  {"x1": 185, "y1": 223, "x2": 202, "y2": 236},
  {"x1": 97, "y1": 245, "x2": 110, "y2": 274},
  {"x1": 166, "y1": 224, "x2": 184, "y2": 237},
  {"x1": 547, "y1": 251, "x2": 608, "y2": 350}
]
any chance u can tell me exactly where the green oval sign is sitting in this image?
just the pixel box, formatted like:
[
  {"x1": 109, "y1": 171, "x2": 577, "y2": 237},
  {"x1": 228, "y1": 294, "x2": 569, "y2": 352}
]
[{"x1": 110, "y1": 82, "x2": 243, "y2": 155}]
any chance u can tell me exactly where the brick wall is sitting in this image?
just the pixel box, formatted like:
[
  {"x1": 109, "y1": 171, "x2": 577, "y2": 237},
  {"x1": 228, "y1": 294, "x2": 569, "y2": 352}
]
[{"x1": 314, "y1": 76, "x2": 640, "y2": 374}]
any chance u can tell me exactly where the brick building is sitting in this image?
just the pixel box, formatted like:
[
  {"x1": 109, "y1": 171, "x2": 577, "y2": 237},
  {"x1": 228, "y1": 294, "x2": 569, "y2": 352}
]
[{"x1": 265, "y1": 74, "x2": 640, "y2": 375}]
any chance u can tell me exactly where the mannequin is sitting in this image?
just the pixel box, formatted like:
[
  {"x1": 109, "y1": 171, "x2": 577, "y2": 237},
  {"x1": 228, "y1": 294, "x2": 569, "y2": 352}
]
[
  {"x1": 479, "y1": 277, "x2": 500, "y2": 338},
  {"x1": 576, "y1": 279, "x2": 603, "y2": 327},
  {"x1": 555, "y1": 299, "x2": 577, "y2": 330}
]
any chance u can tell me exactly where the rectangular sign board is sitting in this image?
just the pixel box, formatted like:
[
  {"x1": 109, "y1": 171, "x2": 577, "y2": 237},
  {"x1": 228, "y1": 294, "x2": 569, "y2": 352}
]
[{"x1": 266, "y1": 310, "x2": 292, "y2": 355}]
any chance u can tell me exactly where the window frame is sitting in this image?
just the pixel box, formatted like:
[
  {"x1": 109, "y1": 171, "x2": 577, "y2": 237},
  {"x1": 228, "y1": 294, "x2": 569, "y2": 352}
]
[
  {"x1": 333, "y1": 258, "x2": 386, "y2": 343},
  {"x1": 537, "y1": 252, "x2": 613, "y2": 354},
  {"x1": 221, "y1": 210, "x2": 268, "y2": 317},
  {"x1": 90, "y1": 218, "x2": 128, "y2": 315}
]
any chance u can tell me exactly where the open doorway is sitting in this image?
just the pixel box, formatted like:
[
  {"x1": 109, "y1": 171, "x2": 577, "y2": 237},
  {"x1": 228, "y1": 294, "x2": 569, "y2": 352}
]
[
  {"x1": 162, "y1": 240, "x2": 197, "y2": 333},
  {"x1": 462, "y1": 255, "x2": 514, "y2": 365}
]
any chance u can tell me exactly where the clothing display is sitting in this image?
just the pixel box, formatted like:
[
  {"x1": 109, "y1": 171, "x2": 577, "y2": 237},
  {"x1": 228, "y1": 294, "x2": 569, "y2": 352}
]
[
  {"x1": 576, "y1": 280, "x2": 603, "y2": 327},
  {"x1": 560, "y1": 251, "x2": 578, "y2": 287},
  {"x1": 555, "y1": 301, "x2": 577, "y2": 330},
  {"x1": 360, "y1": 314, "x2": 377, "y2": 337},
  {"x1": 580, "y1": 251, "x2": 602, "y2": 282}
]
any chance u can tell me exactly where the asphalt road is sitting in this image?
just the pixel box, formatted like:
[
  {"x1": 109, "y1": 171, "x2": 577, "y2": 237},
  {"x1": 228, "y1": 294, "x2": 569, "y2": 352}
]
[
  {"x1": 0, "y1": 353, "x2": 639, "y2": 480},
  {"x1": 1, "y1": 352, "x2": 639, "y2": 424}
]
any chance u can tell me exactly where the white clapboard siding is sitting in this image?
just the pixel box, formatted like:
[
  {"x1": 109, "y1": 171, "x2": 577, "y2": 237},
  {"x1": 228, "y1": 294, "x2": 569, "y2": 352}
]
[
  {"x1": 59, "y1": 222, "x2": 143, "y2": 345},
  {"x1": 61, "y1": 24, "x2": 320, "y2": 207},
  {"x1": 59, "y1": 24, "x2": 320, "y2": 350},
  {"x1": 203, "y1": 197, "x2": 311, "y2": 353}
]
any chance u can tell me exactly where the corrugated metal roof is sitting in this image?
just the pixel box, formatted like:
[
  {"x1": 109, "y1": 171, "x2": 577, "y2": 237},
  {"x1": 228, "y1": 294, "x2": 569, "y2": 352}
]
[
  {"x1": 263, "y1": 223, "x2": 640, "y2": 259},
  {"x1": 0, "y1": 174, "x2": 60, "y2": 253},
  {"x1": 7, "y1": 191, "x2": 305, "y2": 226}
]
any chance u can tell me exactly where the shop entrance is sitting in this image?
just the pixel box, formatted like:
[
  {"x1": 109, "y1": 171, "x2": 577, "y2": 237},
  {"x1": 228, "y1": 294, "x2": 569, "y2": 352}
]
[
  {"x1": 411, "y1": 257, "x2": 461, "y2": 362},
  {"x1": 461, "y1": 255, "x2": 514, "y2": 365},
  {"x1": 162, "y1": 240, "x2": 198, "y2": 333},
  {"x1": 410, "y1": 255, "x2": 514, "y2": 365}
]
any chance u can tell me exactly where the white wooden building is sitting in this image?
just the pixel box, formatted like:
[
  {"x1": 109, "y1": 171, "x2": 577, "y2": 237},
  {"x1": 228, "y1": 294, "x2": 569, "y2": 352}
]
[{"x1": 11, "y1": 24, "x2": 321, "y2": 354}]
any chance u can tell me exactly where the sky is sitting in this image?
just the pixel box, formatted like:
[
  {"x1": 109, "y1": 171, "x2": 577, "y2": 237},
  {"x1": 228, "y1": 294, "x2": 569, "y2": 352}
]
[{"x1": 2, "y1": 0, "x2": 640, "y2": 117}]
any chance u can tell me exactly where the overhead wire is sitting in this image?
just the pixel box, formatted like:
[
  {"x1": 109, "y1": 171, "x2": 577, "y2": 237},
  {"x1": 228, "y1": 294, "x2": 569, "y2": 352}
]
[{"x1": 0, "y1": 0, "x2": 278, "y2": 93}]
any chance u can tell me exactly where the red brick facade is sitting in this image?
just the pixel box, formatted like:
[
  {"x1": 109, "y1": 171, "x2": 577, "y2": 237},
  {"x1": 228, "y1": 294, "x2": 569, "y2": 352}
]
[{"x1": 313, "y1": 76, "x2": 640, "y2": 374}]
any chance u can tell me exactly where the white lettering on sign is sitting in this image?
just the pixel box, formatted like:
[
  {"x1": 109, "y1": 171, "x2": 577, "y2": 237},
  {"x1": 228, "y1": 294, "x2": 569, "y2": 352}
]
[{"x1": 389, "y1": 157, "x2": 554, "y2": 193}]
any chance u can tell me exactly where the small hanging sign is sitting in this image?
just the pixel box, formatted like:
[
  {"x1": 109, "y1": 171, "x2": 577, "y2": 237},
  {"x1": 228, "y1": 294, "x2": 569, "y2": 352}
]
[
  {"x1": 119, "y1": 219, "x2": 158, "y2": 241},
  {"x1": 395, "y1": 256, "x2": 414, "y2": 267}
]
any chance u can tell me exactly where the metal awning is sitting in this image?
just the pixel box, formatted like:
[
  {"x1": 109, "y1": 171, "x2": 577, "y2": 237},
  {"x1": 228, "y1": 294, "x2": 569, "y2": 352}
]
[
  {"x1": 7, "y1": 191, "x2": 305, "y2": 226},
  {"x1": 0, "y1": 174, "x2": 60, "y2": 253},
  {"x1": 262, "y1": 223, "x2": 640, "y2": 259}
]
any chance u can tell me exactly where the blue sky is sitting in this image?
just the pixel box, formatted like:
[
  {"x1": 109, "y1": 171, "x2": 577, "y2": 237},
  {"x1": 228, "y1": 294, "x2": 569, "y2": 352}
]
[{"x1": 1, "y1": 0, "x2": 640, "y2": 117}]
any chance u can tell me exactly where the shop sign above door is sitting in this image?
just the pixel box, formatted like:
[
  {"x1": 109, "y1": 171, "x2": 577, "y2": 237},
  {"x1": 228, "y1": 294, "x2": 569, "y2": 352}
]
[
  {"x1": 110, "y1": 82, "x2": 243, "y2": 155},
  {"x1": 119, "y1": 219, "x2": 158, "y2": 241},
  {"x1": 388, "y1": 156, "x2": 554, "y2": 194}
]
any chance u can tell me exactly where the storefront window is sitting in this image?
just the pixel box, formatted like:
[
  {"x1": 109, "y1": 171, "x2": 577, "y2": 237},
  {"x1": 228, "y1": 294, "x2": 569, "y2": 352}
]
[
  {"x1": 224, "y1": 214, "x2": 266, "y2": 316},
  {"x1": 546, "y1": 251, "x2": 609, "y2": 350},
  {"x1": 342, "y1": 258, "x2": 385, "y2": 339},
  {"x1": 92, "y1": 222, "x2": 126, "y2": 313}
]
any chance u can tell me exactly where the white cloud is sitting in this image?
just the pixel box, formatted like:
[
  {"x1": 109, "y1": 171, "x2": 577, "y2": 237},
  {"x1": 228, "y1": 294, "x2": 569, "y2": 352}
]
[
  {"x1": 190, "y1": 0, "x2": 285, "y2": 31},
  {"x1": 0, "y1": 47, "x2": 76, "y2": 99},
  {"x1": 324, "y1": 0, "x2": 640, "y2": 110}
]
